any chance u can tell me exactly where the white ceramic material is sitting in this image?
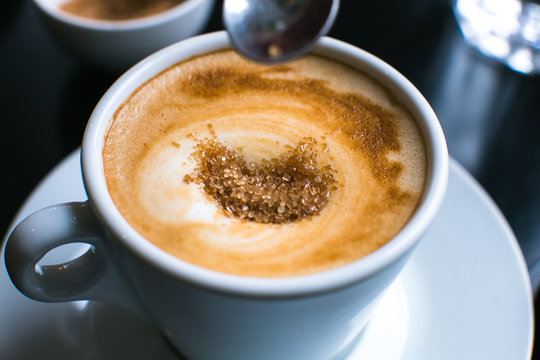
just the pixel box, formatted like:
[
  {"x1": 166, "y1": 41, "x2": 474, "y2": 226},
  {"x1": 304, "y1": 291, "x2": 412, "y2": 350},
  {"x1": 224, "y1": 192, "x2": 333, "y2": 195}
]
[
  {"x1": 32, "y1": 0, "x2": 215, "y2": 70},
  {"x1": 0, "y1": 151, "x2": 531, "y2": 359},
  {"x1": 4, "y1": 32, "x2": 448, "y2": 360}
]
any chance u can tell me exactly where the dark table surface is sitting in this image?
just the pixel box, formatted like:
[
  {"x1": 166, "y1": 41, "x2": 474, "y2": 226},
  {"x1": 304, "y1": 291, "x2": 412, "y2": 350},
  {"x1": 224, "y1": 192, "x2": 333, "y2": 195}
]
[{"x1": 1, "y1": 0, "x2": 539, "y2": 358}]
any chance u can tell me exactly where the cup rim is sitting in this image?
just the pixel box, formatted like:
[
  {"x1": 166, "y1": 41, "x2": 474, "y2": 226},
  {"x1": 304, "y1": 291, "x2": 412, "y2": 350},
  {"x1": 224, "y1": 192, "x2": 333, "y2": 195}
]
[
  {"x1": 32, "y1": 0, "x2": 211, "y2": 31},
  {"x1": 82, "y1": 31, "x2": 448, "y2": 298}
]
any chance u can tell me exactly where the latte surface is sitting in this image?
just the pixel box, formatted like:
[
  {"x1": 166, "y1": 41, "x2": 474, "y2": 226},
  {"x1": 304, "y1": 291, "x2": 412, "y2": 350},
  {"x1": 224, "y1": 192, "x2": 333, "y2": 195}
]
[
  {"x1": 103, "y1": 50, "x2": 427, "y2": 277},
  {"x1": 60, "y1": 0, "x2": 185, "y2": 20}
]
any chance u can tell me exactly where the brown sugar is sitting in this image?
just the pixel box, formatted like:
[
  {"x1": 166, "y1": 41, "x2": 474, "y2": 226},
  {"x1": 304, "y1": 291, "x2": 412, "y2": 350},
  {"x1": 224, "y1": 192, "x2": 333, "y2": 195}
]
[
  {"x1": 60, "y1": 0, "x2": 186, "y2": 21},
  {"x1": 184, "y1": 137, "x2": 337, "y2": 224}
]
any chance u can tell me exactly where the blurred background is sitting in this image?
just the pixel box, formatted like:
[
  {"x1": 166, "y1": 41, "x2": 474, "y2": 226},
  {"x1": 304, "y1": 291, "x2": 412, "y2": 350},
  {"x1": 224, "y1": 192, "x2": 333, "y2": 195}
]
[{"x1": 1, "y1": 0, "x2": 539, "y2": 357}]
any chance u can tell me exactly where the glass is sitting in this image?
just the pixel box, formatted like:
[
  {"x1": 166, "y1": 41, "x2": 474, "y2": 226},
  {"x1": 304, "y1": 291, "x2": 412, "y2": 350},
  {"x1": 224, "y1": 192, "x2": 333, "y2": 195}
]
[{"x1": 453, "y1": 0, "x2": 540, "y2": 74}]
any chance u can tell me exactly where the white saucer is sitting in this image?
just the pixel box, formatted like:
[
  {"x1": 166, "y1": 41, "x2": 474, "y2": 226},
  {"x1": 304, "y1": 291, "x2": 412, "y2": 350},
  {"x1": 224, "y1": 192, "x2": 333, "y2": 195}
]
[{"x1": 0, "y1": 150, "x2": 533, "y2": 359}]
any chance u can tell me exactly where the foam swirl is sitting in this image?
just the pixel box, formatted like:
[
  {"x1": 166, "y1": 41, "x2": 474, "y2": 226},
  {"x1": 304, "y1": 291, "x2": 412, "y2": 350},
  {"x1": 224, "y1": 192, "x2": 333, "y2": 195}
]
[{"x1": 103, "y1": 50, "x2": 426, "y2": 277}]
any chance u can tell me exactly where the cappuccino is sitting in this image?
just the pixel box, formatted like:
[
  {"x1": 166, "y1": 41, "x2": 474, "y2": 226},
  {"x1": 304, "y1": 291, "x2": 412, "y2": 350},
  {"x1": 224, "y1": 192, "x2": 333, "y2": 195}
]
[
  {"x1": 103, "y1": 50, "x2": 426, "y2": 277},
  {"x1": 60, "y1": 0, "x2": 185, "y2": 21}
]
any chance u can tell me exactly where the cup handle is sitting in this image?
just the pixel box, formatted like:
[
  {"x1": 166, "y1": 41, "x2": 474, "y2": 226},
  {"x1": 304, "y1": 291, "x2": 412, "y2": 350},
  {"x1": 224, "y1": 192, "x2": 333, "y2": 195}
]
[{"x1": 4, "y1": 201, "x2": 150, "y2": 321}]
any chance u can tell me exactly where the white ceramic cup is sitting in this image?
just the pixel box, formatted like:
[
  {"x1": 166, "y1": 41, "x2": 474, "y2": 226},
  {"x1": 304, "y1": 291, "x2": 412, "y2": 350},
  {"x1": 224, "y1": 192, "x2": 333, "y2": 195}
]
[
  {"x1": 32, "y1": 0, "x2": 216, "y2": 70},
  {"x1": 5, "y1": 31, "x2": 448, "y2": 360}
]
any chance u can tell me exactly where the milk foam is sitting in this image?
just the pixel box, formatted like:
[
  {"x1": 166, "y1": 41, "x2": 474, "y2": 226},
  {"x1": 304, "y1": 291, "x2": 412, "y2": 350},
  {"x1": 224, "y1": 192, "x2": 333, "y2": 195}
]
[{"x1": 103, "y1": 50, "x2": 427, "y2": 277}]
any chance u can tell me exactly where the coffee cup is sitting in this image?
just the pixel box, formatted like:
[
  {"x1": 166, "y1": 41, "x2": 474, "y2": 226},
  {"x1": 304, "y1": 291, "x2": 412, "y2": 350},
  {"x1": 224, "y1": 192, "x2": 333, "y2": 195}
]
[
  {"x1": 4, "y1": 31, "x2": 448, "y2": 360},
  {"x1": 32, "y1": 0, "x2": 215, "y2": 70}
]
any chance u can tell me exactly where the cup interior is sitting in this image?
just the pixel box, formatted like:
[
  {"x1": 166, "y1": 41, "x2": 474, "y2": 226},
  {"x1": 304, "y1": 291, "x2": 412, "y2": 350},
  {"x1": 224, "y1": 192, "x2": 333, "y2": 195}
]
[
  {"x1": 82, "y1": 31, "x2": 448, "y2": 297},
  {"x1": 33, "y1": 0, "x2": 209, "y2": 30}
]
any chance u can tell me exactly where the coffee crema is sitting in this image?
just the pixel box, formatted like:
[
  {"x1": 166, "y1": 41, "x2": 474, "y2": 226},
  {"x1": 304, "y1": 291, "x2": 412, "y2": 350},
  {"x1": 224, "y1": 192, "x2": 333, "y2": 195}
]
[
  {"x1": 103, "y1": 50, "x2": 427, "y2": 277},
  {"x1": 60, "y1": 0, "x2": 185, "y2": 21}
]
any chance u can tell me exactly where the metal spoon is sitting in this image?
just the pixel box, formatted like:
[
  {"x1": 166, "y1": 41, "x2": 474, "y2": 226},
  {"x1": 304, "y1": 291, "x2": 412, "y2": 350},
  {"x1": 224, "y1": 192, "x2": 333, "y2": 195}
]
[{"x1": 223, "y1": 0, "x2": 340, "y2": 64}]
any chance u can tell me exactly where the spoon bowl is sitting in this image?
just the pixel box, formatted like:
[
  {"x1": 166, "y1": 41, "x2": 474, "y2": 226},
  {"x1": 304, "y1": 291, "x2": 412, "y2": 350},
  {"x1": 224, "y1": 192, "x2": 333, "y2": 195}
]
[{"x1": 223, "y1": 0, "x2": 339, "y2": 63}]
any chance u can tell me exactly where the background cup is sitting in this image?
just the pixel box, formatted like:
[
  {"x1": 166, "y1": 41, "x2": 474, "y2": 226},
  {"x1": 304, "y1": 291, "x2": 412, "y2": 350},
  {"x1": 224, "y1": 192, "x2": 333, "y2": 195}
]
[
  {"x1": 31, "y1": 0, "x2": 216, "y2": 70},
  {"x1": 4, "y1": 31, "x2": 448, "y2": 360}
]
